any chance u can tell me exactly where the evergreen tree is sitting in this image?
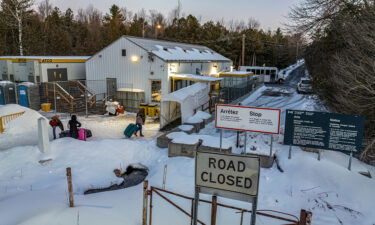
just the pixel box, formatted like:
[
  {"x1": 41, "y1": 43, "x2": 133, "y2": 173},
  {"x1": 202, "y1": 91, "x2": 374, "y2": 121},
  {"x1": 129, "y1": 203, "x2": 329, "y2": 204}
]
[{"x1": 103, "y1": 5, "x2": 126, "y2": 44}]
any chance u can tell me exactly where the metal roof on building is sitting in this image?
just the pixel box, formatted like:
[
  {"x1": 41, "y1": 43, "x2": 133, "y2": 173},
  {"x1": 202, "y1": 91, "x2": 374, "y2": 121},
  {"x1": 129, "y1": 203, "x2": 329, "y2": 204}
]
[
  {"x1": 170, "y1": 74, "x2": 223, "y2": 82},
  {"x1": 125, "y1": 36, "x2": 231, "y2": 62},
  {"x1": 0, "y1": 56, "x2": 90, "y2": 63}
]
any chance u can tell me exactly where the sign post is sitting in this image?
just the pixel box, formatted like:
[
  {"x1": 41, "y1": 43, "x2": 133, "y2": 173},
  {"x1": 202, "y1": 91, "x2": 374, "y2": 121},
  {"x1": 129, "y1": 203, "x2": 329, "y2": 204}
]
[
  {"x1": 284, "y1": 110, "x2": 365, "y2": 168},
  {"x1": 244, "y1": 132, "x2": 247, "y2": 154},
  {"x1": 269, "y1": 135, "x2": 274, "y2": 157},
  {"x1": 194, "y1": 151, "x2": 260, "y2": 225}
]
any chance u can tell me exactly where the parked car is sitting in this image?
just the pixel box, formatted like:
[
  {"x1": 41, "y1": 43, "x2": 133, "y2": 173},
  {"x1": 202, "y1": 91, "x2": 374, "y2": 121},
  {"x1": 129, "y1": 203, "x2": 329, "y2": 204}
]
[{"x1": 297, "y1": 78, "x2": 313, "y2": 94}]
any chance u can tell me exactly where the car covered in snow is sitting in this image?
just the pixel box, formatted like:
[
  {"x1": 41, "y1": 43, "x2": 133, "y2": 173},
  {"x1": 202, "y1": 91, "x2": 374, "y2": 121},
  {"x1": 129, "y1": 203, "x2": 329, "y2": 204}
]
[{"x1": 297, "y1": 78, "x2": 313, "y2": 94}]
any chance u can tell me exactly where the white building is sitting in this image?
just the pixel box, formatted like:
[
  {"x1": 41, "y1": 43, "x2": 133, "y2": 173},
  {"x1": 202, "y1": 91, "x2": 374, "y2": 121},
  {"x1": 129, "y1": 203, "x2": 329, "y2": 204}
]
[
  {"x1": 85, "y1": 36, "x2": 232, "y2": 104},
  {"x1": 0, "y1": 56, "x2": 89, "y2": 83}
]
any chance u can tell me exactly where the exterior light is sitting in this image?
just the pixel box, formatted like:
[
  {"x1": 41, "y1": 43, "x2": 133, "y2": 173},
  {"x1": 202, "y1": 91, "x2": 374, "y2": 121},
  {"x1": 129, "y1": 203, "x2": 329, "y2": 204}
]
[
  {"x1": 131, "y1": 56, "x2": 140, "y2": 62},
  {"x1": 210, "y1": 65, "x2": 218, "y2": 75},
  {"x1": 156, "y1": 24, "x2": 162, "y2": 29},
  {"x1": 170, "y1": 64, "x2": 177, "y2": 73}
]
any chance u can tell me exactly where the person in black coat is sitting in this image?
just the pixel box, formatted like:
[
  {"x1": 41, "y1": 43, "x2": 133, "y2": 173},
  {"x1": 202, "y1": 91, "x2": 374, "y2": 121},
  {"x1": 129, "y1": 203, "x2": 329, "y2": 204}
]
[{"x1": 68, "y1": 115, "x2": 81, "y2": 139}]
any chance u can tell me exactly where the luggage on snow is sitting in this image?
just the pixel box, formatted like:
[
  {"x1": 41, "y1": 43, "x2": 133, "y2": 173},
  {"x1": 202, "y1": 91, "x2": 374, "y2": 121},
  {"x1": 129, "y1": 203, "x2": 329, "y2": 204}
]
[
  {"x1": 78, "y1": 128, "x2": 92, "y2": 141},
  {"x1": 59, "y1": 130, "x2": 71, "y2": 138},
  {"x1": 124, "y1": 123, "x2": 139, "y2": 138},
  {"x1": 78, "y1": 129, "x2": 86, "y2": 141}
]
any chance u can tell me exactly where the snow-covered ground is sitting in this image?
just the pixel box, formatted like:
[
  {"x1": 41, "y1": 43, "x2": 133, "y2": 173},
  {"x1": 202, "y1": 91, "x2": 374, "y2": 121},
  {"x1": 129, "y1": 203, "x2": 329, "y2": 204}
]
[
  {"x1": 0, "y1": 106, "x2": 160, "y2": 150},
  {"x1": 0, "y1": 62, "x2": 374, "y2": 225}
]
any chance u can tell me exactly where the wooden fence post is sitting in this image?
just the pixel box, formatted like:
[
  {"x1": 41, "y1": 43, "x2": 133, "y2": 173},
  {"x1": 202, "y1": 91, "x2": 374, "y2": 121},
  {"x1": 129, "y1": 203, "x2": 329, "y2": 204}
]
[
  {"x1": 142, "y1": 180, "x2": 149, "y2": 225},
  {"x1": 299, "y1": 209, "x2": 312, "y2": 225},
  {"x1": 66, "y1": 167, "x2": 74, "y2": 207},
  {"x1": 210, "y1": 195, "x2": 217, "y2": 225}
]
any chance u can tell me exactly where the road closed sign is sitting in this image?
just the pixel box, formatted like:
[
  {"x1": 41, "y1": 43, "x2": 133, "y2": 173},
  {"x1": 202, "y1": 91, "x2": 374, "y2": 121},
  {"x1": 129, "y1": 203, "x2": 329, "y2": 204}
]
[
  {"x1": 215, "y1": 104, "x2": 281, "y2": 134},
  {"x1": 195, "y1": 151, "x2": 260, "y2": 201}
]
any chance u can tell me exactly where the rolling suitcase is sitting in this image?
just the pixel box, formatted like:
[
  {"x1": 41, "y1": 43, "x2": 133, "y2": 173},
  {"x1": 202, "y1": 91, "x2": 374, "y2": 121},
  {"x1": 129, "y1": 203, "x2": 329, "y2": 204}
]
[
  {"x1": 124, "y1": 123, "x2": 139, "y2": 138},
  {"x1": 85, "y1": 129, "x2": 92, "y2": 138},
  {"x1": 59, "y1": 130, "x2": 71, "y2": 138},
  {"x1": 78, "y1": 128, "x2": 87, "y2": 141}
]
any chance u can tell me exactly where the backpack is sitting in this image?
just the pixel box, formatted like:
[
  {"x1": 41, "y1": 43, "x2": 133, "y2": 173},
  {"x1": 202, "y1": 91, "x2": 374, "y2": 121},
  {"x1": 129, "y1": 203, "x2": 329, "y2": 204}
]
[{"x1": 50, "y1": 120, "x2": 57, "y2": 127}]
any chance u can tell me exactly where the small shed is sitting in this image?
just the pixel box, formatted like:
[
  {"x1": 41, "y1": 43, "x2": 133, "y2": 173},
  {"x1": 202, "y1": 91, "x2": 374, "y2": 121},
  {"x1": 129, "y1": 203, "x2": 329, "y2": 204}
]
[
  {"x1": 0, "y1": 81, "x2": 17, "y2": 104},
  {"x1": 160, "y1": 82, "x2": 210, "y2": 129},
  {"x1": 18, "y1": 82, "x2": 40, "y2": 110}
]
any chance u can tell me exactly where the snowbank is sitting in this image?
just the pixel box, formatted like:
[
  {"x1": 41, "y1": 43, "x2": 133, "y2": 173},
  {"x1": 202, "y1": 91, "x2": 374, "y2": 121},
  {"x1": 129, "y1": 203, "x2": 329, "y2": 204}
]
[
  {"x1": 185, "y1": 110, "x2": 211, "y2": 124},
  {"x1": 167, "y1": 131, "x2": 232, "y2": 148},
  {"x1": 1, "y1": 129, "x2": 374, "y2": 225},
  {"x1": 278, "y1": 59, "x2": 305, "y2": 79},
  {"x1": 0, "y1": 104, "x2": 46, "y2": 150},
  {"x1": 178, "y1": 125, "x2": 194, "y2": 132}
]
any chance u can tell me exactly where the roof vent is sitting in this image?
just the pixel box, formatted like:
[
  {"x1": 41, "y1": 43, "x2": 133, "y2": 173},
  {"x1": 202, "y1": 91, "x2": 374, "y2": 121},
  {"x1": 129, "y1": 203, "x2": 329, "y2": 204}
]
[{"x1": 163, "y1": 47, "x2": 168, "y2": 51}]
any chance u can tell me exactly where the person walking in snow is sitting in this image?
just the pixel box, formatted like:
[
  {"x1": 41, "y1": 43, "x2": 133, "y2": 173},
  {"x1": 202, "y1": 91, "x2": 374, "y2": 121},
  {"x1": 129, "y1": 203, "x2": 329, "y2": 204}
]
[
  {"x1": 135, "y1": 108, "x2": 146, "y2": 137},
  {"x1": 68, "y1": 115, "x2": 81, "y2": 139},
  {"x1": 49, "y1": 115, "x2": 64, "y2": 139}
]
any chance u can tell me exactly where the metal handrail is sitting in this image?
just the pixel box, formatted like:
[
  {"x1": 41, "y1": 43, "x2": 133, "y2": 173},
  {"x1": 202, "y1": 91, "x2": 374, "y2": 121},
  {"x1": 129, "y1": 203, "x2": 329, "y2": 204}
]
[{"x1": 0, "y1": 111, "x2": 25, "y2": 133}]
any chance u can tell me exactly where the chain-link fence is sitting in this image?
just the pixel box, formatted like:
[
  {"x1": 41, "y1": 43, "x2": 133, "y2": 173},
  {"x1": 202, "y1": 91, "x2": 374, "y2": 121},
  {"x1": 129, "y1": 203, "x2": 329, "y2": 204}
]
[{"x1": 220, "y1": 77, "x2": 261, "y2": 104}]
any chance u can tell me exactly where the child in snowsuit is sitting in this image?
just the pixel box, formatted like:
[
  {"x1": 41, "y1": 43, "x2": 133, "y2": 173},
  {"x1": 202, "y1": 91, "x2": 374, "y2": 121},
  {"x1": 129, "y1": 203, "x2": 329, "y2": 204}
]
[
  {"x1": 68, "y1": 115, "x2": 81, "y2": 139},
  {"x1": 135, "y1": 108, "x2": 146, "y2": 137},
  {"x1": 49, "y1": 115, "x2": 64, "y2": 139}
]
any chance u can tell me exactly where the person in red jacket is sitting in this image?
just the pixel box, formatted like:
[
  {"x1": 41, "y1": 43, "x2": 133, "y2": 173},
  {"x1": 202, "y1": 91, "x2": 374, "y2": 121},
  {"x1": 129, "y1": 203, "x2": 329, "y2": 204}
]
[{"x1": 49, "y1": 115, "x2": 64, "y2": 139}]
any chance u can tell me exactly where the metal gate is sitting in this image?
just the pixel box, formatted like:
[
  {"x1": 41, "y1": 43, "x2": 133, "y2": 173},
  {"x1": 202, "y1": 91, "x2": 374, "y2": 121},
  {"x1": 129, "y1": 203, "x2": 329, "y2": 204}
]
[{"x1": 142, "y1": 181, "x2": 312, "y2": 225}]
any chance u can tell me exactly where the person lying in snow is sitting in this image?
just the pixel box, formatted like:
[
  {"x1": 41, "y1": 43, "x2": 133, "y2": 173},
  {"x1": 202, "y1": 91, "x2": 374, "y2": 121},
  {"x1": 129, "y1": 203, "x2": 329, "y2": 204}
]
[
  {"x1": 49, "y1": 115, "x2": 64, "y2": 139},
  {"x1": 68, "y1": 115, "x2": 81, "y2": 139},
  {"x1": 135, "y1": 108, "x2": 146, "y2": 137}
]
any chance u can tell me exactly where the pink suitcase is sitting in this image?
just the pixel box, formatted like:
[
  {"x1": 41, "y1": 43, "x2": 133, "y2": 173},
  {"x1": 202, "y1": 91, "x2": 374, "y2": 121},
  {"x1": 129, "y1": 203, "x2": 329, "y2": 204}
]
[{"x1": 78, "y1": 129, "x2": 86, "y2": 141}]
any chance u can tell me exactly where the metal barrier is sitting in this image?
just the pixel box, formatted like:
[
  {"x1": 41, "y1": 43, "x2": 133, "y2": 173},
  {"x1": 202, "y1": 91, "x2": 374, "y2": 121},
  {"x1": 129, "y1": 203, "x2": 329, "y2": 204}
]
[
  {"x1": 142, "y1": 181, "x2": 311, "y2": 225},
  {"x1": 0, "y1": 111, "x2": 25, "y2": 133}
]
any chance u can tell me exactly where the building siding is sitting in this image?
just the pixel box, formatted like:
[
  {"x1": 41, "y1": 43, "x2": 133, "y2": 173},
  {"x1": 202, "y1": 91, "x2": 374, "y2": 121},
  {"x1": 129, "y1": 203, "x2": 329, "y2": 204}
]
[
  {"x1": 86, "y1": 37, "x2": 167, "y2": 103},
  {"x1": 86, "y1": 36, "x2": 233, "y2": 104}
]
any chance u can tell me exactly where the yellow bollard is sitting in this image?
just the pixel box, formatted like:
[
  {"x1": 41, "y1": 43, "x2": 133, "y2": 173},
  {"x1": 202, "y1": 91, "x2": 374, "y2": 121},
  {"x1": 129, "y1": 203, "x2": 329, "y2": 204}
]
[{"x1": 0, "y1": 117, "x2": 4, "y2": 133}]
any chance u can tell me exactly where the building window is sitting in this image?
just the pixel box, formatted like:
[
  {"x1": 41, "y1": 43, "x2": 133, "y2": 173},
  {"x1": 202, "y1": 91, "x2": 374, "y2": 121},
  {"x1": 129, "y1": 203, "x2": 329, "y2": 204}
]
[
  {"x1": 151, "y1": 80, "x2": 162, "y2": 102},
  {"x1": 122, "y1": 49, "x2": 126, "y2": 56},
  {"x1": 196, "y1": 68, "x2": 201, "y2": 75}
]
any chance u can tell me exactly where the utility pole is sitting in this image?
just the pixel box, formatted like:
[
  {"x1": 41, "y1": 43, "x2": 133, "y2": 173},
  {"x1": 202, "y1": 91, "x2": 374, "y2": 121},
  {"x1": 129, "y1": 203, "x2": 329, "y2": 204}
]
[
  {"x1": 142, "y1": 23, "x2": 145, "y2": 38},
  {"x1": 241, "y1": 34, "x2": 246, "y2": 66},
  {"x1": 296, "y1": 41, "x2": 299, "y2": 62}
]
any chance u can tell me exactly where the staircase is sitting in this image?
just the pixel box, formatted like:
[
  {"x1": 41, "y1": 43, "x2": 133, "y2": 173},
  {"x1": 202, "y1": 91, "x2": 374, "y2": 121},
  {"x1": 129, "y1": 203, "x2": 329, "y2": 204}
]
[{"x1": 40, "y1": 81, "x2": 107, "y2": 114}]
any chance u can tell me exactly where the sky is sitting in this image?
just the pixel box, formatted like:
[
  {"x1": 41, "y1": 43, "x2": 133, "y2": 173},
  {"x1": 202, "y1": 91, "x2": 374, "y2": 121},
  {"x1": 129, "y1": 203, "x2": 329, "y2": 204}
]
[{"x1": 43, "y1": 0, "x2": 302, "y2": 30}]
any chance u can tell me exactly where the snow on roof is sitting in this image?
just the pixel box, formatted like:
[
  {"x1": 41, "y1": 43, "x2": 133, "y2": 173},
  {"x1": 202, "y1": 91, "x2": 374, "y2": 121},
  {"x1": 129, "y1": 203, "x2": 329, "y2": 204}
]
[
  {"x1": 126, "y1": 36, "x2": 231, "y2": 62},
  {"x1": 219, "y1": 71, "x2": 253, "y2": 77},
  {"x1": 0, "y1": 56, "x2": 90, "y2": 60},
  {"x1": 161, "y1": 82, "x2": 208, "y2": 103},
  {"x1": 117, "y1": 88, "x2": 144, "y2": 92},
  {"x1": 239, "y1": 66, "x2": 278, "y2": 70},
  {"x1": 0, "y1": 80, "x2": 14, "y2": 85},
  {"x1": 170, "y1": 74, "x2": 222, "y2": 82},
  {"x1": 19, "y1": 82, "x2": 37, "y2": 87}
]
